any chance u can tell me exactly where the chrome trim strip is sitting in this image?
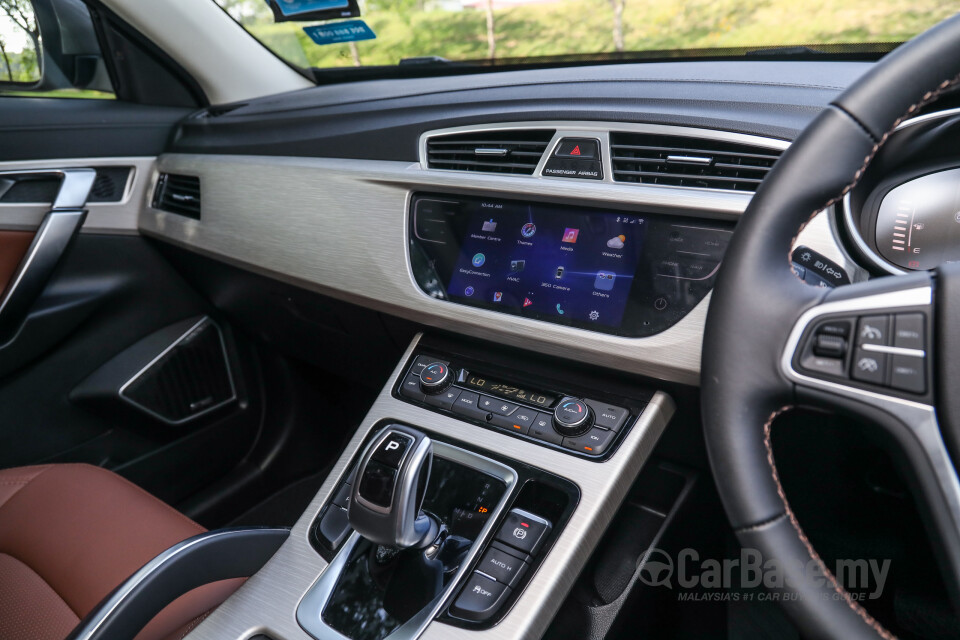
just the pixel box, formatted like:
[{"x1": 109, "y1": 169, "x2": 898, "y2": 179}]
[
  {"x1": 781, "y1": 286, "x2": 960, "y2": 541},
  {"x1": 666, "y1": 155, "x2": 713, "y2": 165},
  {"x1": 296, "y1": 439, "x2": 518, "y2": 640},
  {"x1": 73, "y1": 528, "x2": 288, "y2": 640},
  {"x1": 861, "y1": 343, "x2": 925, "y2": 358},
  {"x1": 183, "y1": 333, "x2": 675, "y2": 640},
  {"x1": 0, "y1": 157, "x2": 154, "y2": 234},
  {"x1": 840, "y1": 107, "x2": 960, "y2": 276},
  {"x1": 474, "y1": 148, "x2": 509, "y2": 157},
  {"x1": 118, "y1": 317, "x2": 237, "y2": 425}
]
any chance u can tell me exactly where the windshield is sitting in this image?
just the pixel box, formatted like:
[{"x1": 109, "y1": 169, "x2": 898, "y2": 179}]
[{"x1": 214, "y1": 0, "x2": 955, "y2": 72}]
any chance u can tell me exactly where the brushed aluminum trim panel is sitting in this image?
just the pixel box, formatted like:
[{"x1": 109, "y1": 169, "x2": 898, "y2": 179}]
[
  {"x1": 0, "y1": 157, "x2": 154, "y2": 234},
  {"x1": 137, "y1": 125, "x2": 840, "y2": 386},
  {"x1": 184, "y1": 333, "x2": 675, "y2": 640}
]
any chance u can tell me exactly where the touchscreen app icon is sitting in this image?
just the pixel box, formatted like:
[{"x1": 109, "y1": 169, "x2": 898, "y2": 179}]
[
  {"x1": 523, "y1": 297, "x2": 534, "y2": 307},
  {"x1": 594, "y1": 271, "x2": 616, "y2": 290},
  {"x1": 607, "y1": 235, "x2": 626, "y2": 249},
  {"x1": 554, "y1": 266, "x2": 565, "y2": 280},
  {"x1": 493, "y1": 291, "x2": 503, "y2": 302},
  {"x1": 482, "y1": 219, "x2": 498, "y2": 232},
  {"x1": 465, "y1": 286, "x2": 475, "y2": 296},
  {"x1": 472, "y1": 253, "x2": 486, "y2": 267},
  {"x1": 510, "y1": 260, "x2": 526, "y2": 272},
  {"x1": 521, "y1": 223, "x2": 536, "y2": 238},
  {"x1": 562, "y1": 228, "x2": 580, "y2": 244}
]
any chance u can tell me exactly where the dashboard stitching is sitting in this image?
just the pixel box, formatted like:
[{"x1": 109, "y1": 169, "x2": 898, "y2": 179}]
[{"x1": 762, "y1": 406, "x2": 898, "y2": 640}]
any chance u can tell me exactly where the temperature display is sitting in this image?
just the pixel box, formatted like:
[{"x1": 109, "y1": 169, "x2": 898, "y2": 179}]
[{"x1": 463, "y1": 373, "x2": 559, "y2": 408}]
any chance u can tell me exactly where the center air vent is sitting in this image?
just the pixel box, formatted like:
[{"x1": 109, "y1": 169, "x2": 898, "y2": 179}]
[
  {"x1": 426, "y1": 130, "x2": 555, "y2": 175},
  {"x1": 610, "y1": 133, "x2": 783, "y2": 192},
  {"x1": 153, "y1": 173, "x2": 201, "y2": 219}
]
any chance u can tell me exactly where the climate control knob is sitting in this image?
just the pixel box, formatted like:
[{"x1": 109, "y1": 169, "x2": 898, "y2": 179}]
[
  {"x1": 419, "y1": 362, "x2": 452, "y2": 394},
  {"x1": 553, "y1": 397, "x2": 592, "y2": 436}
]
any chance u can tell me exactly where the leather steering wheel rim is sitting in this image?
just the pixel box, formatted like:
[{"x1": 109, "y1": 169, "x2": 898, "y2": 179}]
[{"x1": 701, "y1": 13, "x2": 960, "y2": 640}]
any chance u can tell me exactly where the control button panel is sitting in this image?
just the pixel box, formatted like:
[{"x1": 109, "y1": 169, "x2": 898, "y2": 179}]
[
  {"x1": 395, "y1": 353, "x2": 640, "y2": 459},
  {"x1": 796, "y1": 311, "x2": 928, "y2": 396},
  {"x1": 451, "y1": 508, "x2": 553, "y2": 623}
]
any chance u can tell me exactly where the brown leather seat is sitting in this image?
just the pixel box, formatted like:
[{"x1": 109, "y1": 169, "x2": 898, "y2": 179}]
[{"x1": 0, "y1": 464, "x2": 244, "y2": 640}]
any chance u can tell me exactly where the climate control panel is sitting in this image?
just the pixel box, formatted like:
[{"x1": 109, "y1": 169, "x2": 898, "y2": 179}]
[{"x1": 396, "y1": 353, "x2": 639, "y2": 459}]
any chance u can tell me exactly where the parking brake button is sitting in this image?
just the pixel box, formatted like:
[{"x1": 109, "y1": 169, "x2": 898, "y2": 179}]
[{"x1": 494, "y1": 508, "x2": 552, "y2": 556}]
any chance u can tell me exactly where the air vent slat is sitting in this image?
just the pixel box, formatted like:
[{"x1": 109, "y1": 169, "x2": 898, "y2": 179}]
[
  {"x1": 426, "y1": 130, "x2": 555, "y2": 175},
  {"x1": 153, "y1": 173, "x2": 201, "y2": 219},
  {"x1": 427, "y1": 159, "x2": 544, "y2": 170},
  {"x1": 610, "y1": 132, "x2": 783, "y2": 193}
]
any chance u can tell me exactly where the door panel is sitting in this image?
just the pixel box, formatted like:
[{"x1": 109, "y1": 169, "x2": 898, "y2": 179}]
[{"x1": 0, "y1": 231, "x2": 34, "y2": 289}]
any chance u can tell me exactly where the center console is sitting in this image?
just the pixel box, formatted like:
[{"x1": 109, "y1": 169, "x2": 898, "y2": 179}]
[{"x1": 183, "y1": 334, "x2": 675, "y2": 640}]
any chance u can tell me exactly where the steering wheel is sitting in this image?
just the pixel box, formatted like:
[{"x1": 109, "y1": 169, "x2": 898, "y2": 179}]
[{"x1": 702, "y1": 13, "x2": 960, "y2": 639}]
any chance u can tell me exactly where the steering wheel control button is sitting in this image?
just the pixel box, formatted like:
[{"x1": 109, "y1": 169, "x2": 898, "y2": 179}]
[
  {"x1": 798, "y1": 318, "x2": 855, "y2": 379},
  {"x1": 857, "y1": 315, "x2": 891, "y2": 346},
  {"x1": 893, "y1": 313, "x2": 925, "y2": 350},
  {"x1": 890, "y1": 355, "x2": 926, "y2": 394},
  {"x1": 477, "y1": 547, "x2": 529, "y2": 588},
  {"x1": 812, "y1": 334, "x2": 847, "y2": 359},
  {"x1": 479, "y1": 396, "x2": 518, "y2": 416},
  {"x1": 371, "y1": 432, "x2": 414, "y2": 468},
  {"x1": 529, "y1": 413, "x2": 564, "y2": 445},
  {"x1": 554, "y1": 138, "x2": 599, "y2": 159},
  {"x1": 424, "y1": 386, "x2": 461, "y2": 411},
  {"x1": 490, "y1": 408, "x2": 536, "y2": 435},
  {"x1": 357, "y1": 461, "x2": 398, "y2": 508},
  {"x1": 419, "y1": 362, "x2": 452, "y2": 393},
  {"x1": 450, "y1": 572, "x2": 512, "y2": 623},
  {"x1": 553, "y1": 397, "x2": 592, "y2": 436},
  {"x1": 852, "y1": 349, "x2": 887, "y2": 385},
  {"x1": 495, "y1": 509, "x2": 552, "y2": 556},
  {"x1": 563, "y1": 427, "x2": 615, "y2": 455},
  {"x1": 452, "y1": 390, "x2": 492, "y2": 421},
  {"x1": 584, "y1": 399, "x2": 629, "y2": 431}
]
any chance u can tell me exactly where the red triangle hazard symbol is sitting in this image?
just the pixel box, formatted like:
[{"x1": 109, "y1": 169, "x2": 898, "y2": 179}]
[{"x1": 570, "y1": 145, "x2": 581, "y2": 156}]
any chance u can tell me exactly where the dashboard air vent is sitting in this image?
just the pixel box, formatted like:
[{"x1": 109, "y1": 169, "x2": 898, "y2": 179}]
[
  {"x1": 610, "y1": 133, "x2": 783, "y2": 192},
  {"x1": 426, "y1": 130, "x2": 555, "y2": 175},
  {"x1": 153, "y1": 173, "x2": 201, "y2": 219}
]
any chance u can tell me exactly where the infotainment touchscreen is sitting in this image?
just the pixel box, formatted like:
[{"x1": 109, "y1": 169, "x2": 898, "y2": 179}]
[
  {"x1": 410, "y1": 193, "x2": 733, "y2": 337},
  {"x1": 446, "y1": 202, "x2": 644, "y2": 328}
]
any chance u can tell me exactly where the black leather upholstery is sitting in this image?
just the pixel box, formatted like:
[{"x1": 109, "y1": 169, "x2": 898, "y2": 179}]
[{"x1": 702, "y1": 12, "x2": 960, "y2": 640}]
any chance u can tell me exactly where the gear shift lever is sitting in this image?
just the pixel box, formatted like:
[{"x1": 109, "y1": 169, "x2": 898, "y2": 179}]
[{"x1": 349, "y1": 426, "x2": 439, "y2": 549}]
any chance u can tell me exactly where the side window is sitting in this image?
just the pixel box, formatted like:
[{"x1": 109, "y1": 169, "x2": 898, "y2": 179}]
[{"x1": 0, "y1": 0, "x2": 114, "y2": 99}]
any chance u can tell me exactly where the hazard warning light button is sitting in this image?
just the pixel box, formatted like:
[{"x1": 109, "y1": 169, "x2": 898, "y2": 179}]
[{"x1": 554, "y1": 138, "x2": 599, "y2": 159}]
